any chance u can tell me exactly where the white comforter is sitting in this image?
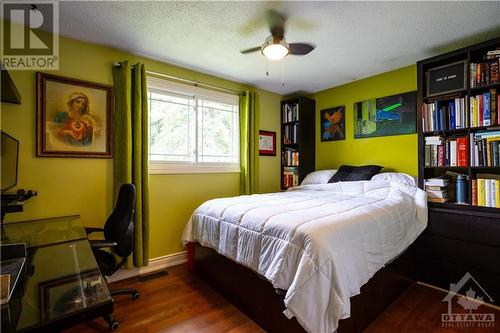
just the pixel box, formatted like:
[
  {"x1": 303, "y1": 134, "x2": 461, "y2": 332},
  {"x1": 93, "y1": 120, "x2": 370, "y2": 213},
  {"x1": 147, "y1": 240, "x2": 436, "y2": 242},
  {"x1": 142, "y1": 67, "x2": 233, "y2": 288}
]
[{"x1": 182, "y1": 180, "x2": 427, "y2": 333}]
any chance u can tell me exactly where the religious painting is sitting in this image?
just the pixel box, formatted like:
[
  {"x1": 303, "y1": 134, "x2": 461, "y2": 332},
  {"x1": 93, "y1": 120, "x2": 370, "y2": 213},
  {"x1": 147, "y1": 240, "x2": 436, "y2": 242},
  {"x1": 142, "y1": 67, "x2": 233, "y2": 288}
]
[{"x1": 36, "y1": 72, "x2": 113, "y2": 157}]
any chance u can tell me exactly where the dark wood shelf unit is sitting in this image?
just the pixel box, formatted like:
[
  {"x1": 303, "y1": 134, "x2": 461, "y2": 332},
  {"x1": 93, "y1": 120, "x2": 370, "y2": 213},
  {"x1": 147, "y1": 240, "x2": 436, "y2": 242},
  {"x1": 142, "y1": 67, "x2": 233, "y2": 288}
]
[
  {"x1": 416, "y1": 37, "x2": 500, "y2": 308},
  {"x1": 417, "y1": 36, "x2": 500, "y2": 208},
  {"x1": 280, "y1": 97, "x2": 315, "y2": 190}
]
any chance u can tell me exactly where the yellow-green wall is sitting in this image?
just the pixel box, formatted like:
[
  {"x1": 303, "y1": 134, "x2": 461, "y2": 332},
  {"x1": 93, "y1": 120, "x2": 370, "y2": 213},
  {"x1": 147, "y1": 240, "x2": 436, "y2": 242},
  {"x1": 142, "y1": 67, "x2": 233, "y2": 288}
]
[
  {"x1": 1, "y1": 31, "x2": 281, "y2": 258},
  {"x1": 311, "y1": 65, "x2": 418, "y2": 176}
]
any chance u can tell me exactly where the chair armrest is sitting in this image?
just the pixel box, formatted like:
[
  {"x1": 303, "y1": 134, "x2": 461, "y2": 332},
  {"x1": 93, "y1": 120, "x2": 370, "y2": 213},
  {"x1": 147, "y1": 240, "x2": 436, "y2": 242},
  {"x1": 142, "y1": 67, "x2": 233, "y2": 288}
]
[
  {"x1": 89, "y1": 239, "x2": 117, "y2": 249},
  {"x1": 85, "y1": 227, "x2": 104, "y2": 235}
]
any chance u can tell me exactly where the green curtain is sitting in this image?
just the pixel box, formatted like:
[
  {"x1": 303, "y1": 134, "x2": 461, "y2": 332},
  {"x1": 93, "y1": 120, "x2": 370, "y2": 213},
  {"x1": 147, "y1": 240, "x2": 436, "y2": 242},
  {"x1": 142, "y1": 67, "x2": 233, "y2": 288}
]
[
  {"x1": 240, "y1": 91, "x2": 260, "y2": 195},
  {"x1": 112, "y1": 61, "x2": 150, "y2": 268}
]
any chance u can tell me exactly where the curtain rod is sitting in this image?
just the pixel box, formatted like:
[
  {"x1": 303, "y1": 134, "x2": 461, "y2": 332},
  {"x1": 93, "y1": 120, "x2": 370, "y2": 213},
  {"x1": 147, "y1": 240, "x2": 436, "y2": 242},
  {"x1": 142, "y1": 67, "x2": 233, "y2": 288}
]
[{"x1": 112, "y1": 61, "x2": 245, "y2": 97}]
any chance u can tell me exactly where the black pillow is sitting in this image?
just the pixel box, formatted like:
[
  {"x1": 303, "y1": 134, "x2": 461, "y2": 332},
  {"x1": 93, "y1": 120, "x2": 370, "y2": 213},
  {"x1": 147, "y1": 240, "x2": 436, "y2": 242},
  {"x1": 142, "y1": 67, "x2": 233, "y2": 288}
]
[
  {"x1": 328, "y1": 165, "x2": 355, "y2": 183},
  {"x1": 328, "y1": 165, "x2": 383, "y2": 183}
]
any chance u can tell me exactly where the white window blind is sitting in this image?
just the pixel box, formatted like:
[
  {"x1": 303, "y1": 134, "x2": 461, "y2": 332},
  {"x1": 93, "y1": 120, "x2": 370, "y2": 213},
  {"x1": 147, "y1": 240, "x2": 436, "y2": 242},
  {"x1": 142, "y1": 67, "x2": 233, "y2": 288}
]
[{"x1": 147, "y1": 76, "x2": 240, "y2": 174}]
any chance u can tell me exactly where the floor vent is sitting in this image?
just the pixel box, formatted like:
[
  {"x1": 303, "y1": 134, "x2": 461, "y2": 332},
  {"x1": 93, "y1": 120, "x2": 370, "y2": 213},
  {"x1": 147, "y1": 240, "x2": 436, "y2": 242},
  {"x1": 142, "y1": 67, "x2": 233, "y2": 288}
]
[{"x1": 139, "y1": 270, "x2": 168, "y2": 282}]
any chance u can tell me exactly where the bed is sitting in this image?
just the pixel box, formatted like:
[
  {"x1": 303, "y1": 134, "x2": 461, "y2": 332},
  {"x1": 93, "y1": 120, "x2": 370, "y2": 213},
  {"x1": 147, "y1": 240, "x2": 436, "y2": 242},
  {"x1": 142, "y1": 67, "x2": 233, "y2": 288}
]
[{"x1": 182, "y1": 177, "x2": 427, "y2": 333}]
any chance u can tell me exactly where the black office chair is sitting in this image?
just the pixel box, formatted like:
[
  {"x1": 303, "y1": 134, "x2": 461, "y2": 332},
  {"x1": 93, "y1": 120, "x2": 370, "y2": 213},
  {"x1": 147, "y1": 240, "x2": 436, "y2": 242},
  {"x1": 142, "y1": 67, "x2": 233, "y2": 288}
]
[{"x1": 85, "y1": 184, "x2": 140, "y2": 302}]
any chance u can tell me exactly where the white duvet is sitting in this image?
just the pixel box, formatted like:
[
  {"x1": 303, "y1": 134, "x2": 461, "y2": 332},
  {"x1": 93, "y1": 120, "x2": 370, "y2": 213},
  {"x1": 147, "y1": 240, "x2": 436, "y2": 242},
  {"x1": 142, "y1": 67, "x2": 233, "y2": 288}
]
[{"x1": 182, "y1": 180, "x2": 427, "y2": 333}]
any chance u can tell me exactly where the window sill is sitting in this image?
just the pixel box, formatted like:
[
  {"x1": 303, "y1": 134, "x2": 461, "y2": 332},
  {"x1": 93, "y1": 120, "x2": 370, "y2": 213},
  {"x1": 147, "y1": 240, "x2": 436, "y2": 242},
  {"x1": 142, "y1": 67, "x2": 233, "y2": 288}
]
[{"x1": 149, "y1": 163, "x2": 240, "y2": 175}]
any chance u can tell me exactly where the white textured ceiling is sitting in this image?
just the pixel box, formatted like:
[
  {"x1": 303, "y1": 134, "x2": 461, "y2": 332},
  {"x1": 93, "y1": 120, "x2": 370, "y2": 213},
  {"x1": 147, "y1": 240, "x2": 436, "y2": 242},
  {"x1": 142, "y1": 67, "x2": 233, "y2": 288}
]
[{"x1": 54, "y1": 1, "x2": 500, "y2": 95}]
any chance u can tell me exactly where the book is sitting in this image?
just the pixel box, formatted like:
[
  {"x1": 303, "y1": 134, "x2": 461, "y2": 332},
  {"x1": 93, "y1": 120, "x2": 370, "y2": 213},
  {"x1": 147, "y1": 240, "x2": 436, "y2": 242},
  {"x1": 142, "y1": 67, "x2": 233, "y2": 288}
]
[
  {"x1": 426, "y1": 190, "x2": 448, "y2": 199},
  {"x1": 492, "y1": 179, "x2": 497, "y2": 208},
  {"x1": 450, "y1": 140, "x2": 457, "y2": 166},
  {"x1": 425, "y1": 185, "x2": 446, "y2": 191},
  {"x1": 477, "y1": 178, "x2": 486, "y2": 206},
  {"x1": 472, "y1": 179, "x2": 478, "y2": 206},
  {"x1": 456, "y1": 136, "x2": 468, "y2": 167},
  {"x1": 425, "y1": 177, "x2": 449, "y2": 187},
  {"x1": 427, "y1": 197, "x2": 449, "y2": 203},
  {"x1": 496, "y1": 180, "x2": 500, "y2": 208},
  {"x1": 485, "y1": 179, "x2": 492, "y2": 207},
  {"x1": 483, "y1": 92, "x2": 491, "y2": 126}
]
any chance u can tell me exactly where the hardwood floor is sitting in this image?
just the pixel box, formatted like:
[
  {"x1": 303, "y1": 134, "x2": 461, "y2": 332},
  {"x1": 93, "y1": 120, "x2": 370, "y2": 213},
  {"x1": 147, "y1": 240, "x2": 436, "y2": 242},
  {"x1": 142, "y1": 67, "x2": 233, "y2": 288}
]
[{"x1": 65, "y1": 264, "x2": 499, "y2": 333}]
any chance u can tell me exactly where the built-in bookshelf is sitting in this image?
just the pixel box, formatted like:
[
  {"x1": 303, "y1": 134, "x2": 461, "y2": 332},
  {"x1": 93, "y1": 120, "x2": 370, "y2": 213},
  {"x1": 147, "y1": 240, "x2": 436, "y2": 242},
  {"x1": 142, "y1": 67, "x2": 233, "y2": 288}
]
[
  {"x1": 280, "y1": 97, "x2": 315, "y2": 190},
  {"x1": 417, "y1": 37, "x2": 500, "y2": 210}
]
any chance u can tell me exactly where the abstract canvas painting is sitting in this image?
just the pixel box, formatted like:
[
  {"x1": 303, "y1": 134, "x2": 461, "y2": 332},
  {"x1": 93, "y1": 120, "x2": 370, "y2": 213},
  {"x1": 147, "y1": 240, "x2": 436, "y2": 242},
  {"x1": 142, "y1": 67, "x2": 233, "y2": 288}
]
[
  {"x1": 354, "y1": 91, "x2": 416, "y2": 139},
  {"x1": 321, "y1": 105, "x2": 345, "y2": 141}
]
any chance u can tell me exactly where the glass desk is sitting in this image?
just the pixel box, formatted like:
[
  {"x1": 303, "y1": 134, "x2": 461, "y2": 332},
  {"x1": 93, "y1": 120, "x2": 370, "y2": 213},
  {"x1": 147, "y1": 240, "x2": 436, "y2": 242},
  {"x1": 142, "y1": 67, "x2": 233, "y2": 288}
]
[{"x1": 1, "y1": 216, "x2": 115, "y2": 332}]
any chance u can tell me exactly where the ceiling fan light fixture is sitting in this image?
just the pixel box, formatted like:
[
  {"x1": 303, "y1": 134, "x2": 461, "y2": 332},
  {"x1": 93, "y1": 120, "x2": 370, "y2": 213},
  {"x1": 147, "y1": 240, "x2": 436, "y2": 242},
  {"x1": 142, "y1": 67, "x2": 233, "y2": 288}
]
[{"x1": 261, "y1": 37, "x2": 289, "y2": 61}]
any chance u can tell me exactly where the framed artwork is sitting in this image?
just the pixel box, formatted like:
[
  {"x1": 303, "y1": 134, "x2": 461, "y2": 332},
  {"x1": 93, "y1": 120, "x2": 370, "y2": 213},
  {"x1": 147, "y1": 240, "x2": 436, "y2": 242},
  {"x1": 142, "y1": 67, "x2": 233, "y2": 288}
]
[
  {"x1": 321, "y1": 105, "x2": 345, "y2": 141},
  {"x1": 354, "y1": 91, "x2": 416, "y2": 139},
  {"x1": 426, "y1": 60, "x2": 467, "y2": 97},
  {"x1": 36, "y1": 72, "x2": 114, "y2": 158},
  {"x1": 259, "y1": 130, "x2": 276, "y2": 156},
  {"x1": 39, "y1": 269, "x2": 107, "y2": 320}
]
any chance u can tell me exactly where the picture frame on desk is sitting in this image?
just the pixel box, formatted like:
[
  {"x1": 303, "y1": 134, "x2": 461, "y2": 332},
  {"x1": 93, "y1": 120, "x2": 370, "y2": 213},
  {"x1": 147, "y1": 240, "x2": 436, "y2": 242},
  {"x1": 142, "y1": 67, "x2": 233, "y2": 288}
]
[
  {"x1": 39, "y1": 269, "x2": 106, "y2": 320},
  {"x1": 426, "y1": 60, "x2": 467, "y2": 97},
  {"x1": 259, "y1": 130, "x2": 276, "y2": 156}
]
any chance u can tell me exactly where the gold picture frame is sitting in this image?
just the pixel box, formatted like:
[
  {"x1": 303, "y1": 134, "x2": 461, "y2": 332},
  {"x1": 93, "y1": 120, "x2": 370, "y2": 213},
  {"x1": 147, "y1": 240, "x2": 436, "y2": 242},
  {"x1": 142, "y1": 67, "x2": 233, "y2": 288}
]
[{"x1": 36, "y1": 72, "x2": 113, "y2": 158}]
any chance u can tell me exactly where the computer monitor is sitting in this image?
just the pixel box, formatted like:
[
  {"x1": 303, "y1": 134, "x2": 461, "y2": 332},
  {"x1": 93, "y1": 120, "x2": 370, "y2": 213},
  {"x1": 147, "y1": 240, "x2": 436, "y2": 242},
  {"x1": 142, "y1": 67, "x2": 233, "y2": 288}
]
[{"x1": 1, "y1": 131, "x2": 19, "y2": 192}]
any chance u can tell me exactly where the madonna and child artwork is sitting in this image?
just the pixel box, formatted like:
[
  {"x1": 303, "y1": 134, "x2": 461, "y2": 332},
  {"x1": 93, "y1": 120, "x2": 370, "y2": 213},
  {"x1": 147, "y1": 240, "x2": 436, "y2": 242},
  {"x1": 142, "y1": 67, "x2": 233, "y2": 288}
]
[{"x1": 36, "y1": 73, "x2": 113, "y2": 158}]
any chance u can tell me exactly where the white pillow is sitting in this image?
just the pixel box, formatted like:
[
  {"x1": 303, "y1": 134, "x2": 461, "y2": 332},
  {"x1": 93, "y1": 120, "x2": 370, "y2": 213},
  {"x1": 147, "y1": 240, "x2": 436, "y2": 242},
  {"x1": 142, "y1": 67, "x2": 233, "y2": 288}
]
[
  {"x1": 371, "y1": 172, "x2": 416, "y2": 186},
  {"x1": 301, "y1": 170, "x2": 337, "y2": 185}
]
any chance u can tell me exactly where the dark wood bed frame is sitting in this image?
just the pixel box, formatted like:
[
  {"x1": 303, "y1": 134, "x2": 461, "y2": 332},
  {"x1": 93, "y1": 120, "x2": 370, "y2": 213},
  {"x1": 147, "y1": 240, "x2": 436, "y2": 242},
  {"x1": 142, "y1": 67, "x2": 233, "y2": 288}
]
[{"x1": 187, "y1": 242, "x2": 416, "y2": 333}]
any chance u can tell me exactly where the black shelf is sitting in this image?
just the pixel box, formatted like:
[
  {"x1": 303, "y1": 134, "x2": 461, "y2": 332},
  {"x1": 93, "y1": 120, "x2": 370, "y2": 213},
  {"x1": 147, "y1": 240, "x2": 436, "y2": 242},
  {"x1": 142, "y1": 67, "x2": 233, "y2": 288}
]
[
  {"x1": 417, "y1": 36, "x2": 500, "y2": 210},
  {"x1": 280, "y1": 97, "x2": 315, "y2": 190},
  {"x1": 470, "y1": 82, "x2": 500, "y2": 92},
  {"x1": 423, "y1": 89, "x2": 467, "y2": 102}
]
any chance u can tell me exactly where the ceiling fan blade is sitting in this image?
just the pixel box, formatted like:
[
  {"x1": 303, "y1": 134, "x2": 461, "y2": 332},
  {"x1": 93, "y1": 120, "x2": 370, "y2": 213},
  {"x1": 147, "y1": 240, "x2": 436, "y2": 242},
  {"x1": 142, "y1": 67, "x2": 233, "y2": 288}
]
[
  {"x1": 267, "y1": 9, "x2": 286, "y2": 38},
  {"x1": 240, "y1": 46, "x2": 261, "y2": 54},
  {"x1": 289, "y1": 43, "x2": 315, "y2": 55}
]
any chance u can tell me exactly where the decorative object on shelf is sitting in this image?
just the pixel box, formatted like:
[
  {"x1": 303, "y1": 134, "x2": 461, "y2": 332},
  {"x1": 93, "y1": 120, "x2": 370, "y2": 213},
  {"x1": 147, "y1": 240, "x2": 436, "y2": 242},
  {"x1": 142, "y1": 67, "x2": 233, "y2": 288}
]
[
  {"x1": 259, "y1": 130, "x2": 276, "y2": 156},
  {"x1": 426, "y1": 60, "x2": 467, "y2": 97},
  {"x1": 320, "y1": 105, "x2": 345, "y2": 141},
  {"x1": 354, "y1": 91, "x2": 416, "y2": 139},
  {"x1": 455, "y1": 174, "x2": 468, "y2": 204},
  {"x1": 36, "y1": 73, "x2": 113, "y2": 158}
]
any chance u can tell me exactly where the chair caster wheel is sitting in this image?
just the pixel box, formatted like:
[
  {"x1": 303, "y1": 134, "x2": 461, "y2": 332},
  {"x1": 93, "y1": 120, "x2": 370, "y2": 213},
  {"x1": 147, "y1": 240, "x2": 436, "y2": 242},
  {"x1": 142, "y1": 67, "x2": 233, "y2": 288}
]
[
  {"x1": 132, "y1": 292, "x2": 140, "y2": 300},
  {"x1": 110, "y1": 320, "x2": 119, "y2": 330}
]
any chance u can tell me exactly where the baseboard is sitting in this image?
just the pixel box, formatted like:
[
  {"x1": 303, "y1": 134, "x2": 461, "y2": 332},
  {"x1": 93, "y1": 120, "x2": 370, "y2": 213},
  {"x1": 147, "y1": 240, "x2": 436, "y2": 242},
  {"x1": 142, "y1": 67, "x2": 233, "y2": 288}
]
[{"x1": 107, "y1": 251, "x2": 187, "y2": 283}]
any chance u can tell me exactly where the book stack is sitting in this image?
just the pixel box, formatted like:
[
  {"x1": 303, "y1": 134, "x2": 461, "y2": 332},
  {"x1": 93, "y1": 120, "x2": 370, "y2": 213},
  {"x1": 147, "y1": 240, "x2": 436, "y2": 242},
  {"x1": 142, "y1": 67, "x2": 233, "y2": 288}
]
[
  {"x1": 472, "y1": 174, "x2": 500, "y2": 208},
  {"x1": 283, "y1": 124, "x2": 298, "y2": 144},
  {"x1": 470, "y1": 49, "x2": 500, "y2": 88},
  {"x1": 425, "y1": 135, "x2": 468, "y2": 167},
  {"x1": 283, "y1": 167, "x2": 299, "y2": 188},
  {"x1": 422, "y1": 97, "x2": 467, "y2": 132},
  {"x1": 283, "y1": 103, "x2": 299, "y2": 123},
  {"x1": 471, "y1": 130, "x2": 500, "y2": 167},
  {"x1": 469, "y1": 89, "x2": 498, "y2": 127},
  {"x1": 425, "y1": 177, "x2": 450, "y2": 203},
  {"x1": 283, "y1": 149, "x2": 299, "y2": 166}
]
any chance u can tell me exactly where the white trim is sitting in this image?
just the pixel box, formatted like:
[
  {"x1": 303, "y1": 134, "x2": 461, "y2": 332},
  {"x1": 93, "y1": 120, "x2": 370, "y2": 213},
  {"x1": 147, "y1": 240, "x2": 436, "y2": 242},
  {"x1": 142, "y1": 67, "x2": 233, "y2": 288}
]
[
  {"x1": 107, "y1": 251, "x2": 187, "y2": 283},
  {"x1": 149, "y1": 162, "x2": 240, "y2": 174}
]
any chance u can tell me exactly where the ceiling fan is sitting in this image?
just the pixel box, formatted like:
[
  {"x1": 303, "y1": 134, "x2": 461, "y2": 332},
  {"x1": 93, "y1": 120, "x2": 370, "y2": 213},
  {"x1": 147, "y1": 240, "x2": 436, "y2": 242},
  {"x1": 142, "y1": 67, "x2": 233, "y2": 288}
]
[{"x1": 240, "y1": 9, "x2": 315, "y2": 61}]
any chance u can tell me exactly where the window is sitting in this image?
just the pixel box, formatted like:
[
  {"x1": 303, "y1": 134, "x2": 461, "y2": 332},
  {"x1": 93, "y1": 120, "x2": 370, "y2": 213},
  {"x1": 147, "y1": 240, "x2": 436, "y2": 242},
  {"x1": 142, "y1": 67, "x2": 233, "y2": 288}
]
[{"x1": 147, "y1": 76, "x2": 240, "y2": 174}]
